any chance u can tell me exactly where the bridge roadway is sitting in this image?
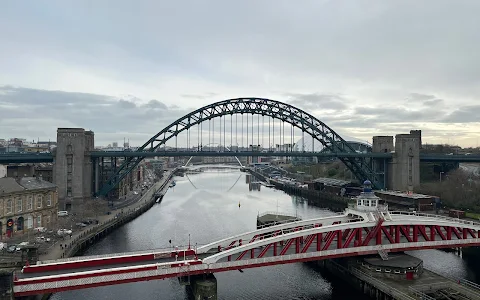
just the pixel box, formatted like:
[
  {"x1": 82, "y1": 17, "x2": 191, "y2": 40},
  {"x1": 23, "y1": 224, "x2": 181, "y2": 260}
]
[
  {"x1": 12, "y1": 210, "x2": 480, "y2": 296},
  {"x1": 2, "y1": 151, "x2": 480, "y2": 163}
]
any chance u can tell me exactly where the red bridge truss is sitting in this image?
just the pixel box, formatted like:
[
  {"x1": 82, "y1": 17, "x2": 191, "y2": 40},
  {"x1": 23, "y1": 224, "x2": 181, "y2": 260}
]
[{"x1": 13, "y1": 209, "x2": 480, "y2": 297}]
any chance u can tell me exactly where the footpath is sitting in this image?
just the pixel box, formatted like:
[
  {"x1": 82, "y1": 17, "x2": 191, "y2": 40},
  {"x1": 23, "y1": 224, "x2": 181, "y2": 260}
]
[{"x1": 38, "y1": 169, "x2": 175, "y2": 262}]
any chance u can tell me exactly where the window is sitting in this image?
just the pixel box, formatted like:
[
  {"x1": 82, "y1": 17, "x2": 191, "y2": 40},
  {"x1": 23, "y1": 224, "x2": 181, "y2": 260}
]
[
  {"x1": 46, "y1": 194, "x2": 52, "y2": 206},
  {"x1": 27, "y1": 196, "x2": 33, "y2": 210},
  {"x1": 46, "y1": 215, "x2": 51, "y2": 224},
  {"x1": 36, "y1": 215, "x2": 42, "y2": 227},
  {"x1": 36, "y1": 195, "x2": 43, "y2": 209},
  {"x1": 67, "y1": 187, "x2": 72, "y2": 197},
  {"x1": 16, "y1": 197, "x2": 22, "y2": 212},
  {"x1": 6, "y1": 198, "x2": 13, "y2": 214},
  {"x1": 27, "y1": 215, "x2": 33, "y2": 229}
]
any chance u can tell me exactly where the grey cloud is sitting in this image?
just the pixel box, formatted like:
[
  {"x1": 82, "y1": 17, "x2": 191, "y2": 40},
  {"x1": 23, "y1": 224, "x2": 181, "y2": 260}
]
[
  {"x1": 409, "y1": 93, "x2": 436, "y2": 101},
  {"x1": 423, "y1": 99, "x2": 444, "y2": 106},
  {"x1": 284, "y1": 93, "x2": 348, "y2": 111},
  {"x1": 354, "y1": 106, "x2": 444, "y2": 123},
  {"x1": 443, "y1": 105, "x2": 480, "y2": 123},
  {"x1": 181, "y1": 93, "x2": 219, "y2": 100},
  {"x1": 0, "y1": 86, "x2": 187, "y2": 145},
  {"x1": 146, "y1": 100, "x2": 168, "y2": 109},
  {"x1": 117, "y1": 99, "x2": 136, "y2": 109}
]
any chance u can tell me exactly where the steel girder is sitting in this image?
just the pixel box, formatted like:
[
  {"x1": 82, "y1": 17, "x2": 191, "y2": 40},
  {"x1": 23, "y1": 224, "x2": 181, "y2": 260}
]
[{"x1": 97, "y1": 98, "x2": 381, "y2": 196}]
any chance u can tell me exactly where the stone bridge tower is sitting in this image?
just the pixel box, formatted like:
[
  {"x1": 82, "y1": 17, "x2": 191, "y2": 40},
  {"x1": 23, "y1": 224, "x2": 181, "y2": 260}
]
[
  {"x1": 54, "y1": 128, "x2": 94, "y2": 213},
  {"x1": 373, "y1": 130, "x2": 421, "y2": 192}
]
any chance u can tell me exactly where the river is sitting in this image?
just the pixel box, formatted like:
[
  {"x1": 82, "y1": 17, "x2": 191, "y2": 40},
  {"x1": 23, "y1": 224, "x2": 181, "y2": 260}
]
[{"x1": 51, "y1": 168, "x2": 480, "y2": 300}]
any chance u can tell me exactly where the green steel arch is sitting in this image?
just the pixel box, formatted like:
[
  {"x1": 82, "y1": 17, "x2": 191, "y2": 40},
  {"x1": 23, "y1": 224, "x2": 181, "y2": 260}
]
[{"x1": 97, "y1": 98, "x2": 381, "y2": 196}]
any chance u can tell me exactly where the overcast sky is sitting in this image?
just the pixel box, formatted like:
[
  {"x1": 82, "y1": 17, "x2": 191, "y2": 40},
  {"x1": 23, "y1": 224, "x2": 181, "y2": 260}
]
[{"x1": 1, "y1": 1, "x2": 479, "y2": 147}]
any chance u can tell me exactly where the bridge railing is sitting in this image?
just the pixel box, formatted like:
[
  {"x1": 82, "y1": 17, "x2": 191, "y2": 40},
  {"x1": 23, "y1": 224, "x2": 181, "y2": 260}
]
[
  {"x1": 257, "y1": 211, "x2": 303, "y2": 219},
  {"x1": 37, "y1": 244, "x2": 207, "y2": 265},
  {"x1": 348, "y1": 267, "x2": 416, "y2": 300},
  {"x1": 409, "y1": 281, "x2": 480, "y2": 300},
  {"x1": 390, "y1": 211, "x2": 480, "y2": 227}
]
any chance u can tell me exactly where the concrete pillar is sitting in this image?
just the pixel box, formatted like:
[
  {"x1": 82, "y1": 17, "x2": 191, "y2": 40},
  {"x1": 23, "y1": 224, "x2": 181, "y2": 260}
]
[
  {"x1": 390, "y1": 132, "x2": 421, "y2": 192},
  {"x1": 190, "y1": 274, "x2": 217, "y2": 300},
  {"x1": 55, "y1": 128, "x2": 94, "y2": 213}
]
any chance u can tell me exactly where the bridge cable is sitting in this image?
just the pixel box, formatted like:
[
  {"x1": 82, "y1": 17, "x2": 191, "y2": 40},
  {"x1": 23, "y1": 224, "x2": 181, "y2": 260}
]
[
  {"x1": 224, "y1": 113, "x2": 226, "y2": 150},
  {"x1": 226, "y1": 174, "x2": 242, "y2": 192},
  {"x1": 185, "y1": 173, "x2": 198, "y2": 189},
  {"x1": 257, "y1": 113, "x2": 260, "y2": 147}
]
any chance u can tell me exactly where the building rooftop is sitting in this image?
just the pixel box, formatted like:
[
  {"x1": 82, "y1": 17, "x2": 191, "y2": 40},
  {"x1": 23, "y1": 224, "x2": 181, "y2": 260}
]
[
  {"x1": 0, "y1": 177, "x2": 25, "y2": 194},
  {"x1": 375, "y1": 190, "x2": 435, "y2": 199},
  {"x1": 363, "y1": 254, "x2": 422, "y2": 268},
  {"x1": 313, "y1": 177, "x2": 351, "y2": 187},
  {"x1": 18, "y1": 177, "x2": 56, "y2": 190}
]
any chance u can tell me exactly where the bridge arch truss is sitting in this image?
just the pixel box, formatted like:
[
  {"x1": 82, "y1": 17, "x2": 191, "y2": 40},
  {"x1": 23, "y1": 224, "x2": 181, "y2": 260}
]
[{"x1": 98, "y1": 98, "x2": 380, "y2": 196}]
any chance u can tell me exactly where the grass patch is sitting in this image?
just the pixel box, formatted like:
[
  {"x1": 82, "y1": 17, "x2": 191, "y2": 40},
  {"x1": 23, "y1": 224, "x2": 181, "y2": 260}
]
[{"x1": 465, "y1": 212, "x2": 480, "y2": 220}]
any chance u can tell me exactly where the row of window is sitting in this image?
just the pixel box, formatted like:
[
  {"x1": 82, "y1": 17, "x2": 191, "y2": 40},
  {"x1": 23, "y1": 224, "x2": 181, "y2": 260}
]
[
  {"x1": 2, "y1": 193, "x2": 53, "y2": 215},
  {"x1": 362, "y1": 263, "x2": 420, "y2": 274}
]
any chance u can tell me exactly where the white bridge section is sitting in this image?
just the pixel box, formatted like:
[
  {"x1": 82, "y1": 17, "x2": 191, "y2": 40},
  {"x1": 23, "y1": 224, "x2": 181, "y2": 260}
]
[
  {"x1": 13, "y1": 211, "x2": 480, "y2": 296},
  {"x1": 202, "y1": 211, "x2": 480, "y2": 263},
  {"x1": 197, "y1": 209, "x2": 370, "y2": 253},
  {"x1": 14, "y1": 239, "x2": 480, "y2": 296}
]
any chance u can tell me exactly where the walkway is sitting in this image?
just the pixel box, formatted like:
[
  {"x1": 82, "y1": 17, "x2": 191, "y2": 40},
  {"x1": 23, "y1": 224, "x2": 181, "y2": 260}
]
[{"x1": 38, "y1": 169, "x2": 175, "y2": 262}]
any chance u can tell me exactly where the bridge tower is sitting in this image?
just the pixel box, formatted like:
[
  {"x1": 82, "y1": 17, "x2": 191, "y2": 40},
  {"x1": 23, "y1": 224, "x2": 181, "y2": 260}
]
[
  {"x1": 372, "y1": 130, "x2": 421, "y2": 191},
  {"x1": 372, "y1": 136, "x2": 394, "y2": 189},
  {"x1": 391, "y1": 131, "x2": 421, "y2": 192},
  {"x1": 54, "y1": 128, "x2": 94, "y2": 213}
]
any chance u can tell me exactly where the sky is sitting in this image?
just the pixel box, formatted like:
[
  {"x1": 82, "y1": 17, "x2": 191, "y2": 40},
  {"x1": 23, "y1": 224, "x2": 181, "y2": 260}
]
[{"x1": 1, "y1": 0, "x2": 479, "y2": 147}]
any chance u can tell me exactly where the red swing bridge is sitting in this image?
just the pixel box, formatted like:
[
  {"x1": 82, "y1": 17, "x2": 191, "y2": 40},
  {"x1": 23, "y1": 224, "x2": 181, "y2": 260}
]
[{"x1": 13, "y1": 182, "x2": 480, "y2": 297}]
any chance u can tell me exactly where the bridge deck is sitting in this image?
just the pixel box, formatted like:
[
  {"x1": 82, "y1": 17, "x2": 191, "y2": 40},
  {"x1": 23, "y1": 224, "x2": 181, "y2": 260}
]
[{"x1": 13, "y1": 212, "x2": 480, "y2": 297}]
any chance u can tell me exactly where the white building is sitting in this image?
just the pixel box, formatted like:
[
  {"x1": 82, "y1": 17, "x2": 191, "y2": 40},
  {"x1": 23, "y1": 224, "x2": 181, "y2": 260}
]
[{"x1": 0, "y1": 165, "x2": 6, "y2": 178}]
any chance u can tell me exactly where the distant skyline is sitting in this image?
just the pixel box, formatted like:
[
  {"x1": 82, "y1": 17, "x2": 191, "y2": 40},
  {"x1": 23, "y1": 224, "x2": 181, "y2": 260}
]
[{"x1": 1, "y1": 1, "x2": 479, "y2": 147}]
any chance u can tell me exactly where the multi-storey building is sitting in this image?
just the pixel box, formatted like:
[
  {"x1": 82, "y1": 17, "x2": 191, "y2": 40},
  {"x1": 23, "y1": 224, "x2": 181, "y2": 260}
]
[{"x1": 0, "y1": 176, "x2": 58, "y2": 238}]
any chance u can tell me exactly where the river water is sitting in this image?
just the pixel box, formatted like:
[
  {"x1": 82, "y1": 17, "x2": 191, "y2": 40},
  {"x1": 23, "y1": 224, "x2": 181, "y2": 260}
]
[{"x1": 51, "y1": 169, "x2": 480, "y2": 300}]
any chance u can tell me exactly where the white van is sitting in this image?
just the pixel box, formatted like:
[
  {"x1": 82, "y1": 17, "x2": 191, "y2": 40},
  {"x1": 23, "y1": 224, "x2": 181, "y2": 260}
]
[{"x1": 57, "y1": 211, "x2": 69, "y2": 217}]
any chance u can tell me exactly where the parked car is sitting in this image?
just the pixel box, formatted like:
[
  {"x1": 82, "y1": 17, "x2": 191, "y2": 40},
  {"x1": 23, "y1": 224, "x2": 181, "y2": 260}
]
[
  {"x1": 7, "y1": 245, "x2": 17, "y2": 253},
  {"x1": 34, "y1": 227, "x2": 47, "y2": 233},
  {"x1": 35, "y1": 236, "x2": 51, "y2": 243},
  {"x1": 57, "y1": 211, "x2": 69, "y2": 217},
  {"x1": 57, "y1": 229, "x2": 73, "y2": 236}
]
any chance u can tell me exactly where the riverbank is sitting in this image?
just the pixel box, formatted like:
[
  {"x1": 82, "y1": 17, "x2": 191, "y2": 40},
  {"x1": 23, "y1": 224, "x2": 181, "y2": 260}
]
[
  {"x1": 247, "y1": 167, "x2": 348, "y2": 211},
  {"x1": 29, "y1": 169, "x2": 177, "y2": 300}
]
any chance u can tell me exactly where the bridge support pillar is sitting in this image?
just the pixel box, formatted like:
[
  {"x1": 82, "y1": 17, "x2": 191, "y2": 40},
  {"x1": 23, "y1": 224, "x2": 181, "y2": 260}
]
[
  {"x1": 390, "y1": 130, "x2": 421, "y2": 192},
  {"x1": 0, "y1": 270, "x2": 14, "y2": 300},
  {"x1": 55, "y1": 128, "x2": 95, "y2": 213},
  {"x1": 372, "y1": 136, "x2": 394, "y2": 190},
  {"x1": 373, "y1": 130, "x2": 421, "y2": 192},
  {"x1": 188, "y1": 274, "x2": 217, "y2": 300}
]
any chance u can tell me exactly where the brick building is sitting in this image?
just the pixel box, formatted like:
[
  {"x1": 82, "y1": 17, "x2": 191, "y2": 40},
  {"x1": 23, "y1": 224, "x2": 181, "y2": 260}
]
[{"x1": 0, "y1": 176, "x2": 58, "y2": 239}]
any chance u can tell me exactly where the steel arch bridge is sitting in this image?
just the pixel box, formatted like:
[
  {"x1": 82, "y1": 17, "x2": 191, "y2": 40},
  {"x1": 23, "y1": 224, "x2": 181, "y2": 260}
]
[{"x1": 97, "y1": 98, "x2": 380, "y2": 196}]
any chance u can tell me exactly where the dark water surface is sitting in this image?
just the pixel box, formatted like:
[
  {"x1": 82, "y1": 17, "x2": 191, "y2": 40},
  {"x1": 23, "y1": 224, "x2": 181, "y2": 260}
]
[{"x1": 51, "y1": 169, "x2": 478, "y2": 300}]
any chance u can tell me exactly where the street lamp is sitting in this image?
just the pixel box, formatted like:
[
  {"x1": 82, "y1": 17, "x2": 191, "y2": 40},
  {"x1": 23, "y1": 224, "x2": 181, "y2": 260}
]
[{"x1": 440, "y1": 172, "x2": 445, "y2": 182}]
